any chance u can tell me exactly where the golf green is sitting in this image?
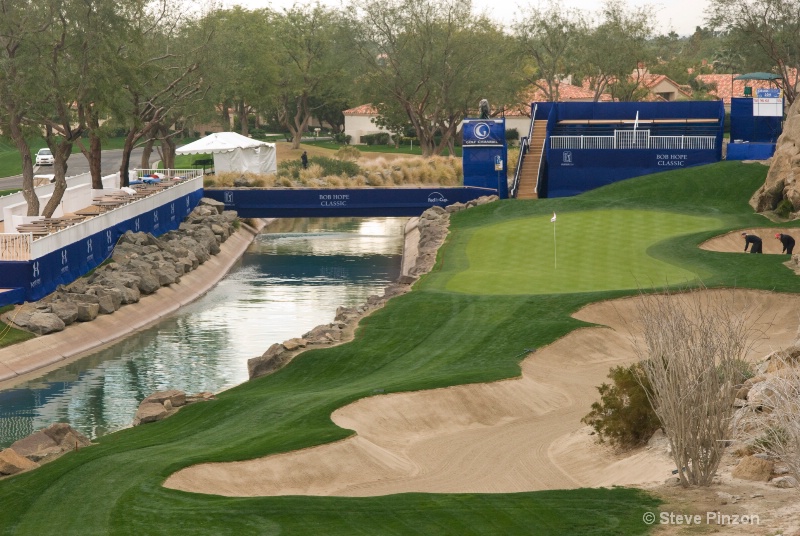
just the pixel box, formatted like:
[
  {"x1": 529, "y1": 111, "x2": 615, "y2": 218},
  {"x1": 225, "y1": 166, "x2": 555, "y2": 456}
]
[{"x1": 446, "y1": 209, "x2": 722, "y2": 294}]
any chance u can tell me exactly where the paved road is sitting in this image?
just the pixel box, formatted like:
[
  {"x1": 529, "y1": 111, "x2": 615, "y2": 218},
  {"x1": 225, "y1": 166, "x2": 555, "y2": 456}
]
[{"x1": 0, "y1": 147, "x2": 145, "y2": 190}]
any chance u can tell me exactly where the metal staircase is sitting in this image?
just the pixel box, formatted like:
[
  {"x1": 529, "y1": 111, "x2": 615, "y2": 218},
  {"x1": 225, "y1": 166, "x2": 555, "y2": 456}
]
[{"x1": 516, "y1": 122, "x2": 547, "y2": 199}]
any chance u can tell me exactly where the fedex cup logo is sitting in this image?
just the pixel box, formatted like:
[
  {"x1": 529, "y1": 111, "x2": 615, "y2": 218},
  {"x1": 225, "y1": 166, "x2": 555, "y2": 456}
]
[
  {"x1": 61, "y1": 250, "x2": 68, "y2": 265},
  {"x1": 87, "y1": 240, "x2": 93, "y2": 254},
  {"x1": 170, "y1": 203, "x2": 175, "y2": 215},
  {"x1": 32, "y1": 261, "x2": 40, "y2": 278},
  {"x1": 473, "y1": 123, "x2": 491, "y2": 140},
  {"x1": 153, "y1": 210, "x2": 159, "y2": 223},
  {"x1": 106, "y1": 230, "x2": 112, "y2": 244},
  {"x1": 135, "y1": 218, "x2": 140, "y2": 232}
]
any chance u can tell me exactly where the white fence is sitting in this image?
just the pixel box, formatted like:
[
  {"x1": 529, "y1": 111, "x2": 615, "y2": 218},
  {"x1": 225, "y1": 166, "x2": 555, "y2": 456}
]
[
  {"x1": 548, "y1": 129, "x2": 716, "y2": 151},
  {"x1": 0, "y1": 173, "x2": 203, "y2": 261}
]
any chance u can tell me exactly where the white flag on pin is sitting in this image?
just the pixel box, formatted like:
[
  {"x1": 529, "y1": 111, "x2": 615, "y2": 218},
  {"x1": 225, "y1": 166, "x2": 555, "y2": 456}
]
[{"x1": 550, "y1": 213, "x2": 557, "y2": 223}]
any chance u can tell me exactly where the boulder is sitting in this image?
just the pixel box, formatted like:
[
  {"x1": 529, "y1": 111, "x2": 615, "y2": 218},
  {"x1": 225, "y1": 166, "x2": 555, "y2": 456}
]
[
  {"x1": 248, "y1": 343, "x2": 288, "y2": 379},
  {"x1": 76, "y1": 302, "x2": 100, "y2": 322},
  {"x1": 48, "y1": 300, "x2": 79, "y2": 325},
  {"x1": 13, "y1": 310, "x2": 65, "y2": 335},
  {"x1": 732, "y1": 455, "x2": 774, "y2": 482},
  {"x1": 0, "y1": 449, "x2": 38, "y2": 476},
  {"x1": 771, "y1": 475, "x2": 798, "y2": 488},
  {"x1": 9, "y1": 431, "x2": 61, "y2": 461},
  {"x1": 199, "y1": 197, "x2": 225, "y2": 214},
  {"x1": 282, "y1": 338, "x2": 307, "y2": 352},
  {"x1": 133, "y1": 402, "x2": 168, "y2": 425},
  {"x1": 41, "y1": 423, "x2": 91, "y2": 448},
  {"x1": 142, "y1": 389, "x2": 186, "y2": 408}
]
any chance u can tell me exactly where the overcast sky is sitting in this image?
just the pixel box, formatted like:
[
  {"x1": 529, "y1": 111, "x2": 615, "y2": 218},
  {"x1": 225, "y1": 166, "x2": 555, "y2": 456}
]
[{"x1": 217, "y1": 0, "x2": 711, "y2": 37}]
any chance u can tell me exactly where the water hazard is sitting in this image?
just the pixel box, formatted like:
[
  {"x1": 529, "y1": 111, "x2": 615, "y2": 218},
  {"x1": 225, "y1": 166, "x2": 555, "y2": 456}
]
[{"x1": 0, "y1": 217, "x2": 404, "y2": 447}]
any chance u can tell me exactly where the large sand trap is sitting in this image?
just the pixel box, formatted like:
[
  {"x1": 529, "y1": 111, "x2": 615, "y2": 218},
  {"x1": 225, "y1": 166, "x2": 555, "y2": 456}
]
[
  {"x1": 701, "y1": 228, "x2": 800, "y2": 254},
  {"x1": 165, "y1": 290, "x2": 800, "y2": 497}
]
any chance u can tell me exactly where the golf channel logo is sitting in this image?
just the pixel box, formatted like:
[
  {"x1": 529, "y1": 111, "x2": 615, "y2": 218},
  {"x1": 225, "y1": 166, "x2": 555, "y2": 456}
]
[
  {"x1": 473, "y1": 122, "x2": 491, "y2": 140},
  {"x1": 427, "y1": 191, "x2": 448, "y2": 204}
]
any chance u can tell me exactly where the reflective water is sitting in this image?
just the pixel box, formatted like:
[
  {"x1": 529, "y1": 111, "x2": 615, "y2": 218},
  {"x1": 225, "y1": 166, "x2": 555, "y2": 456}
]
[{"x1": 0, "y1": 218, "x2": 404, "y2": 447}]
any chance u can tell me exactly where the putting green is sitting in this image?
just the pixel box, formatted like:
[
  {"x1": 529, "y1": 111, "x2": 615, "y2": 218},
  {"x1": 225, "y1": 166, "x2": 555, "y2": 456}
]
[{"x1": 446, "y1": 209, "x2": 721, "y2": 295}]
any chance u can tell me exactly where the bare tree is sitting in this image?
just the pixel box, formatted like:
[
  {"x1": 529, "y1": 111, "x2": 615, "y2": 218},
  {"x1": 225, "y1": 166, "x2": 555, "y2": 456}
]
[{"x1": 633, "y1": 288, "x2": 761, "y2": 487}]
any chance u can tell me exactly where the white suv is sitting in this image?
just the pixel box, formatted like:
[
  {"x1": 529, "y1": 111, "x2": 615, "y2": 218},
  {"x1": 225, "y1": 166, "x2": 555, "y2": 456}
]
[{"x1": 35, "y1": 148, "x2": 54, "y2": 166}]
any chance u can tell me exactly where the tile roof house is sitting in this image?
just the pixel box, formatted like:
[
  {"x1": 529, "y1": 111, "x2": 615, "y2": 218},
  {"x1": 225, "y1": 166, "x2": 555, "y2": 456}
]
[
  {"x1": 343, "y1": 103, "x2": 393, "y2": 144},
  {"x1": 693, "y1": 74, "x2": 781, "y2": 110}
]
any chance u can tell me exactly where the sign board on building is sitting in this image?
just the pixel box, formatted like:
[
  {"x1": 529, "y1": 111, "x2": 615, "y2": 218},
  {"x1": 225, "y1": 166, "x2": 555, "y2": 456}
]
[{"x1": 754, "y1": 88, "x2": 783, "y2": 117}]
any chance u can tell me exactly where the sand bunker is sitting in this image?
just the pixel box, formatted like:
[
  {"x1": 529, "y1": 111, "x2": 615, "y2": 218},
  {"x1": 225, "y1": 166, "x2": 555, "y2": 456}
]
[
  {"x1": 701, "y1": 228, "x2": 799, "y2": 254},
  {"x1": 164, "y1": 290, "x2": 800, "y2": 497}
]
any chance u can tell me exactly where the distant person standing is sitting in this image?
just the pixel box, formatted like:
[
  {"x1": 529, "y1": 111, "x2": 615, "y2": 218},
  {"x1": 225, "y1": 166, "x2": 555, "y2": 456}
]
[
  {"x1": 301, "y1": 151, "x2": 308, "y2": 169},
  {"x1": 776, "y1": 233, "x2": 795, "y2": 255},
  {"x1": 742, "y1": 232, "x2": 763, "y2": 254}
]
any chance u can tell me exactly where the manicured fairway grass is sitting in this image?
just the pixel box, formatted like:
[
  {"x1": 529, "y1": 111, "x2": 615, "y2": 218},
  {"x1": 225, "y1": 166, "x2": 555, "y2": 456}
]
[
  {"x1": 447, "y1": 209, "x2": 721, "y2": 294},
  {"x1": 1, "y1": 161, "x2": 798, "y2": 535}
]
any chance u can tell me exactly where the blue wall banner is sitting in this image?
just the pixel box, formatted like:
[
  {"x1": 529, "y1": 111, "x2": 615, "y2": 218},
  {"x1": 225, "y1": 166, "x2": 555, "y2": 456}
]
[
  {"x1": 0, "y1": 190, "x2": 202, "y2": 306},
  {"x1": 536, "y1": 101, "x2": 724, "y2": 197},
  {"x1": 204, "y1": 187, "x2": 497, "y2": 219}
]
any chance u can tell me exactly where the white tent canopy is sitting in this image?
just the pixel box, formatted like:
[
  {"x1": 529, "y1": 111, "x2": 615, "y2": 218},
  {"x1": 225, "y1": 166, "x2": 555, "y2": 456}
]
[{"x1": 176, "y1": 132, "x2": 277, "y2": 174}]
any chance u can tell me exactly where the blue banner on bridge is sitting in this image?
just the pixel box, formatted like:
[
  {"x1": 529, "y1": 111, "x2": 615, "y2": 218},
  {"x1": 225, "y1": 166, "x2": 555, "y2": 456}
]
[
  {"x1": 0, "y1": 190, "x2": 202, "y2": 305},
  {"x1": 204, "y1": 187, "x2": 497, "y2": 218}
]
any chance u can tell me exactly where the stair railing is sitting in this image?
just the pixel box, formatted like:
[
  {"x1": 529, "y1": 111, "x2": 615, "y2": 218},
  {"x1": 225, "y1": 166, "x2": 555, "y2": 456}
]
[{"x1": 511, "y1": 103, "x2": 536, "y2": 199}]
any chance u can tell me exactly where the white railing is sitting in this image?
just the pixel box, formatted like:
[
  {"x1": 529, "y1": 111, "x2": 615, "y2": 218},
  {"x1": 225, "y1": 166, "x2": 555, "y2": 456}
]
[
  {"x1": 134, "y1": 168, "x2": 203, "y2": 181},
  {"x1": 0, "y1": 233, "x2": 32, "y2": 261},
  {"x1": 650, "y1": 136, "x2": 716, "y2": 150},
  {"x1": 548, "y1": 129, "x2": 716, "y2": 151},
  {"x1": 0, "y1": 174, "x2": 202, "y2": 261},
  {"x1": 550, "y1": 135, "x2": 615, "y2": 149}
]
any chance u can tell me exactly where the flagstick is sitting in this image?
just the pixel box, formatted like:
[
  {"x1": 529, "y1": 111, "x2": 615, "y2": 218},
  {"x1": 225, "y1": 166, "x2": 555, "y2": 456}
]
[{"x1": 553, "y1": 220, "x2": 557, "y2": 270}]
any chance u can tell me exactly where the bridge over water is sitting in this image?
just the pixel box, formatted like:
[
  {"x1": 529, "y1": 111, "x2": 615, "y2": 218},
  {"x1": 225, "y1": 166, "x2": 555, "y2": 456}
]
[{"x1": 203, "y1": 186, "x2": 500, "y2": 219}]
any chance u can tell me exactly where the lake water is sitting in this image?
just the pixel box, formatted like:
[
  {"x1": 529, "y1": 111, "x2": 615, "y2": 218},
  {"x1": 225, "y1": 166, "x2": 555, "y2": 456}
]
[{"x1": 0, "y1": 217, "x2": 404, "y2": 447}]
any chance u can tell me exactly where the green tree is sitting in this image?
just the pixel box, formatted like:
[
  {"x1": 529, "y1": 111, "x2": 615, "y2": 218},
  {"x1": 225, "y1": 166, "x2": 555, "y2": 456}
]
[
  {"x1": 707, "y1": 0, "x2": 800, "y2": 104},
  {"x1": 351, "y1": 0, "x2": 523, "y2": 157},
  {"x1": 513, "y1": 1, "x2": 587, "y2": 102},
  {"x1": 0, "y1": 0, "x2": 44, "y2": 215},
  {"x1": 577, "y1": 0, "x2": 655, "y2": 102},
  {"x1": 271, "y1": 5, "x2": 352, "y2": 149}
]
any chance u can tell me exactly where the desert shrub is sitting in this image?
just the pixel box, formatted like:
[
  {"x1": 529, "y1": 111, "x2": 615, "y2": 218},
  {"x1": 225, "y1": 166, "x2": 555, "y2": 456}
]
[
  {"x1": 333, "y1": 133, "x2": 352, "y2": 145},
  {"x1": 776, "y1": 198, "x2": 794, "y2": 218},
  {"x1": 362, "y1": 132, "x2": 391, "y2": 146},
  {"x1": 336, "y1": 146, "x2": 361, "y2": 160},
  {"x1": 582, "y1": 363, "x2": 660, "y2": 449},
  {"x1": 506, "y1": 128, "x2": 519, "y2": 143},
  {"x1": 726, "y1": 358, "x2": 754, "y2": 385}
]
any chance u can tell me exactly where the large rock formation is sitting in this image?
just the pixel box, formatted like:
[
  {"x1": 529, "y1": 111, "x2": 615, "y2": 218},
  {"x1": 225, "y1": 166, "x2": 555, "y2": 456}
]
[
  {"x1": 0, "y1": 448, "x2": 38, "y2": 476},
  {"x1": 4, "y1": 199, "x2": 239, "y2": 336},
  {"x1": 8, "y1": 423, "x2": 91, "y2": 464},
  {"x1": 750, "y1": 98, "x2": 800, "y2": 212}
]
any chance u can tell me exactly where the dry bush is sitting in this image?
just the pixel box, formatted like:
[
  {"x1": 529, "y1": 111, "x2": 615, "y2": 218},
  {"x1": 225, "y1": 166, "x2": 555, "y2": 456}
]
[
  {"x1": 336, "y1": 146, "x2": 361, "y2": 160},
  {"x1": 633, "y1": 288, "x2": 763, "y2": 487}
]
